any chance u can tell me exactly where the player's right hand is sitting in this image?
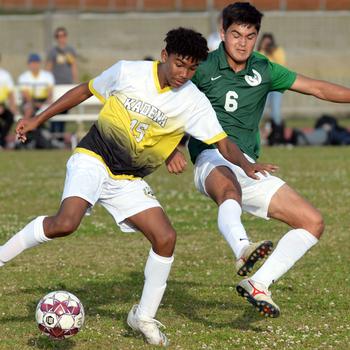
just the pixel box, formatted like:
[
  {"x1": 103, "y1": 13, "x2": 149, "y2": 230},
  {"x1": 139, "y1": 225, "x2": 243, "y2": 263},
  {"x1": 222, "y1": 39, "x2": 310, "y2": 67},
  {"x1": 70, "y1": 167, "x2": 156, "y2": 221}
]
[
  {"x1": 243, "y1": 162, "x2": 279, "y2": 180},
  {"x1": 166, "y1": 148, "x2": 187, "y2": 175},
  {"x1": 16, "y1": 118, "x2": 38, "y2": 143}
]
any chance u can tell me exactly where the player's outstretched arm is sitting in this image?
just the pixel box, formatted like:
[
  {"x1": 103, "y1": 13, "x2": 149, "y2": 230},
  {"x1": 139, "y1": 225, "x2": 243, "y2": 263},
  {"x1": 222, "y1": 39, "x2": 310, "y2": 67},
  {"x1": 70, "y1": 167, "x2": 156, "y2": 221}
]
[
  {"x1": 290, "y1": 74, "x2": 350, "y2": 102},
  {"x1": 16, "y1": 83, "x2": 92, "y2": 142},
  {"x1": 215, "y1": 137, "x2": 278, "y2": 180}
]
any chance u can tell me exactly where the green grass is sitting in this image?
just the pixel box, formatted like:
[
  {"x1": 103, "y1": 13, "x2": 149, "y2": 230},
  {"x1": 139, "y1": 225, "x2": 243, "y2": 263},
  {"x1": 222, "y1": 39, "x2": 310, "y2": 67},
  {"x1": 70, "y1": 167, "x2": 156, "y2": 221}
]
[{"x1": 0, "y1": 147, "x2": 350, "y2": 349}]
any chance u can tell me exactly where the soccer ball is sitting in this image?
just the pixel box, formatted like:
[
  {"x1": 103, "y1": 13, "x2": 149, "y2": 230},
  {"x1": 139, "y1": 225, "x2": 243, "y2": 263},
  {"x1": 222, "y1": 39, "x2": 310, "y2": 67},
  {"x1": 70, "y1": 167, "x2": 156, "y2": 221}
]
[{"x1": 35, "y1": 290, "x2": 85, "y2": 340}]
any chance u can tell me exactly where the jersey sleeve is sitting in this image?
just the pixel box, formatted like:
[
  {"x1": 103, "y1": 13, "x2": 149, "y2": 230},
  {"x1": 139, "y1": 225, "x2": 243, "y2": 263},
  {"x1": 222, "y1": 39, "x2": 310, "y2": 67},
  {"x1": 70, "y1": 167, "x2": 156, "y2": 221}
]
[
  {"x1": 18, "y1": 73, "x2": 30, "y2": 92},
  {"x1": 184, "y1": 93, "x2": 227, "y2": 145},
  {"x1": 4, "y1": 71, "x2": 14, "y2": 91},
  {"x1": 47, "y1": 48, "x2": 55, "y2": 62},
  {"x1": 69, "y1": 46, "x2": 77, "y2": 57},
  {"x1": 269, "y1": 61, "x2": 297, "y2": 92},
  {"x1": 88, "y1": 61, "x2": 123, "y2": 104},
  {"x1": 47, "y1": 72, "x2": 55, "y2": 86}
]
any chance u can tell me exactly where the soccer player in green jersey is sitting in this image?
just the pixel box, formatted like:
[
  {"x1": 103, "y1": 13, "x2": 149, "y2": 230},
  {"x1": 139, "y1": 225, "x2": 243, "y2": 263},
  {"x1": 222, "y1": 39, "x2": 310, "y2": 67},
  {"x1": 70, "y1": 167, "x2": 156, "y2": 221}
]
[{"x1": 168, "y1": 2, "x2": 350, "y2": 318}]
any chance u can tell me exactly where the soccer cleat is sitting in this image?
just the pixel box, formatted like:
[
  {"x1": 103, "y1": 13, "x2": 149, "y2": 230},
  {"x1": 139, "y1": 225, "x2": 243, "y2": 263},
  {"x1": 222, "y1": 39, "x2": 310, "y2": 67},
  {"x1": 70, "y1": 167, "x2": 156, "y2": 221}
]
[
  {"x1": 236, "y1": 278, "x2": 280, "y2": 318},
  {"x1": 236, "y1": 240, "x2": 273, "y2": 276},
  {"x1": 127, "y1": 304, "x2": 169, "y2": 347}
]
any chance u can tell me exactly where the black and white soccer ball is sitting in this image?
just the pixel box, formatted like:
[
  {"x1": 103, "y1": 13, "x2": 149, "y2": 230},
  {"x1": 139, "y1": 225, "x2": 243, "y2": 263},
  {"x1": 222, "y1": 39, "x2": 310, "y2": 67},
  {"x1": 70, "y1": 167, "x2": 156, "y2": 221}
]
[{"x1": 35, "y1": 290, "x2": 85, "y2": 340}]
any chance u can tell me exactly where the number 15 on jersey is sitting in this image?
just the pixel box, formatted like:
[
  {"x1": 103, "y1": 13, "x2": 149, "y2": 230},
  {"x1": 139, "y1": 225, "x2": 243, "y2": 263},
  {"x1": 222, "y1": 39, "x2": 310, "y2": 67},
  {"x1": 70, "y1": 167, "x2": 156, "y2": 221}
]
[{"x1": 130, "y1": 119, "x2": 150, "y2": 142}]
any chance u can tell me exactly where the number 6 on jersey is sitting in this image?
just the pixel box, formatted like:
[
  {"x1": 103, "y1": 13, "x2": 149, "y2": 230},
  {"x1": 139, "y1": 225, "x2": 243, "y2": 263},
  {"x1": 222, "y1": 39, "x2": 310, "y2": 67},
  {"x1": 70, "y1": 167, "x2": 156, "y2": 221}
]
[{"x1": 224, "y1": 90, "x2": 238, "y2": 112}]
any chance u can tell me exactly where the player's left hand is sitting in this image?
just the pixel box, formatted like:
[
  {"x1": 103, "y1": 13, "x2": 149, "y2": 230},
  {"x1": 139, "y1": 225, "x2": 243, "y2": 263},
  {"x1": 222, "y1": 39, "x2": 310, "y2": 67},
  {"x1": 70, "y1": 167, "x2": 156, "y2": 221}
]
[
  {"x1": 166, "y1": 148, "x2": 187, "y2": 174},
  {"x1": 243, "y1": 162, "x2": 279, "y2": 180}
]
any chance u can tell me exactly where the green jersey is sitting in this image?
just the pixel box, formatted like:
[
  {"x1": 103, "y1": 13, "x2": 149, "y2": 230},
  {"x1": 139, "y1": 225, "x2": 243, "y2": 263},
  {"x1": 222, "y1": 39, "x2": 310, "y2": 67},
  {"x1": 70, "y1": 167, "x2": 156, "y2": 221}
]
[{"x1": 188, "y1": 43, "x2": 297, "y2": 162}]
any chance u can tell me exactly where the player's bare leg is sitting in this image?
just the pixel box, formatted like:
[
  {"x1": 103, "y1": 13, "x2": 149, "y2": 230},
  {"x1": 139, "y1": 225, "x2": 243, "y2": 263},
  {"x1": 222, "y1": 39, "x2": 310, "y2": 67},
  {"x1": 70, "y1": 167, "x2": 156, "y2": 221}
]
[
  {"x1": 127, "y1": 207, "x2": 176, "y2": 257},
  {"x1": 0, "y1": 197, "x2": 89, "y2": 266},
  {"x1": 268, "y1": 184, "x2": 324, "y2": 238},
  {"x1": 205, "y1": 166, "x2": 242, "y2": 205},
  {"x1": 43, "y1": 197, "x2": 90, "y2": 238},
  {"x1": 206, "y1": 166, "x2": 273, "y2": 276},
  {"x1": 237, "y1": 184, "x2": 324, "y2": 317},
  {"x1": 126, "y1": 207, "x2": 175, "y2": 346}
]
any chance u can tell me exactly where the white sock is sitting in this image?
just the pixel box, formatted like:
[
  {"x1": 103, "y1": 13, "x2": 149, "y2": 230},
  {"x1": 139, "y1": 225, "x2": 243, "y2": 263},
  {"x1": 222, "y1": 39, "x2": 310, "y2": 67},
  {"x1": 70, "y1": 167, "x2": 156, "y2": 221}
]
[
  {"x1": 251, "y1": 228, "x2": 318, "y2": 288},
  {"x1": 218, "y1": 199, "x2": 249, "y2": 258},
  {"x1": 0, "y1": 216, "x2": 50, "y2": 265},
  {"x1": 137, "y1": 249, "x2": 174, "y2": 319}
]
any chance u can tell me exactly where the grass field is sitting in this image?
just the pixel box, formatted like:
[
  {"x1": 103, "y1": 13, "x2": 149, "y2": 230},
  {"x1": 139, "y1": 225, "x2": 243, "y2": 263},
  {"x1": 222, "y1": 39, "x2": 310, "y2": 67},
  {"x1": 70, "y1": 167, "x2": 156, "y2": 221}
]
[{"x1": 0, "y1": 147, "x2": 349, "y2": 350}]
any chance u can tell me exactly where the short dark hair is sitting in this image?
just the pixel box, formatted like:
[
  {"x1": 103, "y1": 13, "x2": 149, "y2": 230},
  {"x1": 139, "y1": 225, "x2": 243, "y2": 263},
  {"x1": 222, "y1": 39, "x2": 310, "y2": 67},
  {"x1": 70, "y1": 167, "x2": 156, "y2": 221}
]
[
  {"x1": 222, "y1": 2, "x2": 263, "y2": 32},
  {"x1": 257, "y1": 32, "x2": 276, "y2": 51},
  {"x1": 164, "y1": 27, "x2": 208, "y2": 62},
  {"x1": 55, "y1": 27, "x2": 68, "y2": 38}
]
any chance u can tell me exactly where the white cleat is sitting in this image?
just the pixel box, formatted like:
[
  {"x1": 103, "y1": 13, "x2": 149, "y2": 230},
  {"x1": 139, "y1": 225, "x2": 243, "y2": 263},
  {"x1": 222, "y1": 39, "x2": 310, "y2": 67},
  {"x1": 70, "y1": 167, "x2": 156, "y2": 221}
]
[
  {"x1": 236, "y1": 278, "x2": 280, "y2": 318},
  {"x1": 235, "y1": 240, "x2": 273, "y2": 276},
  {"x1": 127, "y1": 304, "x2": 169, "y2": 347}
]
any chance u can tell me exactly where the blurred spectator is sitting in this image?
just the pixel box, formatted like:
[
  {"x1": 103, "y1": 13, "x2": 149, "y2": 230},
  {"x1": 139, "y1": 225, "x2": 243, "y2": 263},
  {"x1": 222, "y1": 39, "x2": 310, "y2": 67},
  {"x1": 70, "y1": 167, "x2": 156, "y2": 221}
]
[
  {"x1": 258, "y1": 33, "x2": 287, "y2": 145},
  {"x1": 258, "y1": 33, "x2": 286, "y2": 65},
  {"x1": 46, "y1": 27, "x2": 78, "y2": 135},
  {"x1": 18, "y1": 53, "x2": 54, "y2": 118},
  {"x1": 46, "y1": 27, "x2": 78, "y2": 84},
  {"x1": 0, "y1": 54, "x2": 17, "y2": 149},
  {"x1": 207, "y1": 13, "x2": 223, "y2": 52},
  {"x1": 17, "y1": 53, "x2": 55, "y2": 149},
  {"x1": 290, "y1": 115, "x2": 350, "y2": 146},
  {"x1": 143, "y1": 56, "x2": 155, "y2": 61}
]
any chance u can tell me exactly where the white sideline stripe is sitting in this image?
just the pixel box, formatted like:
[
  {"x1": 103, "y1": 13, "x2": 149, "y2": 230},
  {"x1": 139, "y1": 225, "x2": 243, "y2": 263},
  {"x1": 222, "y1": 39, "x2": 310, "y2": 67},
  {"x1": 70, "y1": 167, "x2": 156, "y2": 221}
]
[
  {"x1": 14, "y1": 84, "x2": 100, "y2": 123},
  {"x1": 15, "y1": 114, "x2": 98, "y2": 122},
  {"x1": 14, "y1": 84, "x2": 101, "y2": 106},
  {"x1": 52, "y1": 84, "x2": 101, "y2": 105}
]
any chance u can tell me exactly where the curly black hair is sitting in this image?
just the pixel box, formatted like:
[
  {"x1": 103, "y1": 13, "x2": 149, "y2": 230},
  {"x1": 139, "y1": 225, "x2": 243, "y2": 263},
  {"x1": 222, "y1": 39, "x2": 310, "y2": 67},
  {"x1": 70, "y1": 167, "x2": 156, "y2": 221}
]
[
  {"x1": 222, "y1": 2, "x2": 263, "y2": 32},
  {"x1": 164, "y1": 27, "x2": 208, "y2": 62}
]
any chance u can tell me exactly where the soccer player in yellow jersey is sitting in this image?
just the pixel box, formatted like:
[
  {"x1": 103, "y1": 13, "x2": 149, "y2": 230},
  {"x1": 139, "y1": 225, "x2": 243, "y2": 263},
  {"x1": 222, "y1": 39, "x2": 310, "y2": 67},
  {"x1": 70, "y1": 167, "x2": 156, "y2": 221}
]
[{"x1": 1, "y1": 28, "x2": 275, "y2": 346}]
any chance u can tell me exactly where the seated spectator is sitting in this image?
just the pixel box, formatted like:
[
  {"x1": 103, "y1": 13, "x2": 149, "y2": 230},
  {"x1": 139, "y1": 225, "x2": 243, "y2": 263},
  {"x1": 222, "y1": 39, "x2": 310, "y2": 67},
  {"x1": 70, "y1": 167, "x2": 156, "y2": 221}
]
[
  {"x1": 289, "y1": 114, "x2": 350, "y2": 146},
  {"x1": 0, "y1": 54, "x2": 17, "y2": 149},
  {"x1": 17, "y1": 53, "x2": 56, "y2": 149},
  {"x1": 18, "y1": 53, "x2": 54, "y2": 118}
]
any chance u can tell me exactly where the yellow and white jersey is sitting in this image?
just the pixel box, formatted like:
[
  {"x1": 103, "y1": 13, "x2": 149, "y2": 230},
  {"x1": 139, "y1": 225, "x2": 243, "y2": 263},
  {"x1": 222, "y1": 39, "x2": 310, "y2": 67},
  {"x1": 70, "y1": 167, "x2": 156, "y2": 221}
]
[
  {"x1": 77, "y1": 60, "x2": 226, "y2": 179},
  {"x1": 17, "y1": 70, "x2": 54, "y2": 100},
  {"x1": 0, "y1": 68, "x2": 14, "y2": 104}
]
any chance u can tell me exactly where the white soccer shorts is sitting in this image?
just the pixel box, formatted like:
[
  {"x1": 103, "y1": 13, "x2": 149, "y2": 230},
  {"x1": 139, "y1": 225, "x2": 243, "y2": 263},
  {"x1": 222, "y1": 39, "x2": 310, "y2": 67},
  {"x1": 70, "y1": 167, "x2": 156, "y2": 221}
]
[
  {"x1": 62, "y1": 153, "x2": 161, "y2": 232},
  {"x1": 194, "y1": 149, "x2": 285, "y2": 219}
]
